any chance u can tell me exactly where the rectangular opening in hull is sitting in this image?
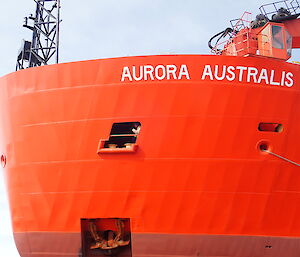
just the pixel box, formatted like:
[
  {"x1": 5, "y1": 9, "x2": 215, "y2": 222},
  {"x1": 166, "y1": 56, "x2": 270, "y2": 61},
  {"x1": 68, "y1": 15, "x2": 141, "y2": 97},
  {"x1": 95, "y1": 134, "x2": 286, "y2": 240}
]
[
  {"x1": 98, "y1": 122, "x2": 141, "y2": 154},
  {"x1": 258, "y1": 123, "x2": 283, "y2": 132}
]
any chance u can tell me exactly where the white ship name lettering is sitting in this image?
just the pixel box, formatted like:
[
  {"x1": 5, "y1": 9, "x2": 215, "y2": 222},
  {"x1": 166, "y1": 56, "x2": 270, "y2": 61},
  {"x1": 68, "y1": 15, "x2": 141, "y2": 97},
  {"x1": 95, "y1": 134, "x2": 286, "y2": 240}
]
[
  {"x1": 201, "y1": 65, "x2": 294, "y2": 87},
  {"x1": 121, "y1": 64, "x2": 190, "y2": 82}
]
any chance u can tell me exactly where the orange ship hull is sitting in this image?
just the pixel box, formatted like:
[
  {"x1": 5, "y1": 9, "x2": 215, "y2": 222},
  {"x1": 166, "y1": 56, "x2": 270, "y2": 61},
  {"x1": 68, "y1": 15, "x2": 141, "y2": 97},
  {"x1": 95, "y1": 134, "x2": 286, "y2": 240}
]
[{"x1": 0, "y1": 55, "x2": 300, "y2": 257}]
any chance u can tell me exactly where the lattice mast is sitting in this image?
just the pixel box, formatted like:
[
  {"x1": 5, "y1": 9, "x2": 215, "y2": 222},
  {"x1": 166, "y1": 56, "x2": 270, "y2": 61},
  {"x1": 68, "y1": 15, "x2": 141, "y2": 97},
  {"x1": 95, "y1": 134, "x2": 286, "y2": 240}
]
[{"x1": 16, "y1": 0, "x2": 61, "y2": 71}]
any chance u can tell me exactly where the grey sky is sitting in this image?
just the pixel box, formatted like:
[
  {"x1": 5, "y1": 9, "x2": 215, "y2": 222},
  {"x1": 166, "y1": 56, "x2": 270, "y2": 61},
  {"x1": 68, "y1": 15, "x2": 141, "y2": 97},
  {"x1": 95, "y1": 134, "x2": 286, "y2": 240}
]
[
  {"x1": 2, "y1": 0, "x2": 298, "y2": 76},
  {"x1": 0, "y1": 1, "x2": 299, "y2": 256}
]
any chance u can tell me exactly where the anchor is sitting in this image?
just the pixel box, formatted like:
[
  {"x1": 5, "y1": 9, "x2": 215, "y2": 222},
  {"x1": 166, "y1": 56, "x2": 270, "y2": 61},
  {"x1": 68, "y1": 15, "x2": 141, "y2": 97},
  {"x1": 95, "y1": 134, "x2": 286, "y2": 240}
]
[{"x1": 89, "y1": 219, "x2": 130, "y2": 250}]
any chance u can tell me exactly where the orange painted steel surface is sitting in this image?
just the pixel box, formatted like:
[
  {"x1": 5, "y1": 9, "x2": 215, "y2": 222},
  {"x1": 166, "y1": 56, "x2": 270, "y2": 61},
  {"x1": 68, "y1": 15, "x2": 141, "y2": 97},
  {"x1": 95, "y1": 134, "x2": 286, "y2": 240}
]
[
  {"x1": 0, "y1": 55, "x2": 299, "y2": 256},
  {"x1": 284, "y1": 18, "x2": 300, "y2": 48}
]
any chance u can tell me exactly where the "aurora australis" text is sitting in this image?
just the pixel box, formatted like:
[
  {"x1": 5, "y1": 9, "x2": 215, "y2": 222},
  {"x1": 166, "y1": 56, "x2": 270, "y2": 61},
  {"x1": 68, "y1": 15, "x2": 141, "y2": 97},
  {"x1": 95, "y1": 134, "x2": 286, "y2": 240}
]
[{"x1": 120, "y1": 64, "x2": 294, "y2": 87}]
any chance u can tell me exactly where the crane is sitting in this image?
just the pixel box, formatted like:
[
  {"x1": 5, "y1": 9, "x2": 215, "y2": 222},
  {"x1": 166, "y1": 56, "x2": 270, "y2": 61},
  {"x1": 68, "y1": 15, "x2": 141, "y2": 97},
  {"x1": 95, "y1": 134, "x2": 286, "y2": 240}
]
[{"x1": 208, "y1": 0, "x2": 300, "y2": 61}]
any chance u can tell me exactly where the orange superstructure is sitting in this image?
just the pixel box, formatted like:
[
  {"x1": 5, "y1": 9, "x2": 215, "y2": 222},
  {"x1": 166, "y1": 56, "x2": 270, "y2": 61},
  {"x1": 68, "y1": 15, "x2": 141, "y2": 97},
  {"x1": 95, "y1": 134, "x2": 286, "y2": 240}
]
[{"x1": 0, "y1": 54, "x2": 299, "y2": 257}]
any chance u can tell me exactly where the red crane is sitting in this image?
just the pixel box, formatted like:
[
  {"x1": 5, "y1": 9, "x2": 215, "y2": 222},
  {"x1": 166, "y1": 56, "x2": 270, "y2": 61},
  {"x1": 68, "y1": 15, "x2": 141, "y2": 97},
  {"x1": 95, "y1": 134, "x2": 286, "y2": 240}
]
[{"x1": 209, "y1": 0, "x2": 300, "y2": 61}]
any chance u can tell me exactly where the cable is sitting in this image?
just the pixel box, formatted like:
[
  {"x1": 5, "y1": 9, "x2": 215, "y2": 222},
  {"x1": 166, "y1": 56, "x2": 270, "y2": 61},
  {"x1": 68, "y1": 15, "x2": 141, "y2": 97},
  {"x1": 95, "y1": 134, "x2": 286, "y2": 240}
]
[
  {"x1": 208, "y1": 27, "x2": 233, "y2": 51},
  {"x1": 262, "y1": 149, "x2": 300, "y2": 167}
]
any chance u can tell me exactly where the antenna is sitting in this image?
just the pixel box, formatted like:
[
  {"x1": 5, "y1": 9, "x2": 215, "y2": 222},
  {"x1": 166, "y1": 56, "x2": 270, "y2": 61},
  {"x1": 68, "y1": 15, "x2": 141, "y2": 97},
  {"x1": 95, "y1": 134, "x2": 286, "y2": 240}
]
[{"x1": 16, "y1": 0, "x2": 61, "y2": 71}]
